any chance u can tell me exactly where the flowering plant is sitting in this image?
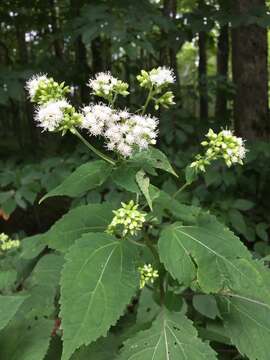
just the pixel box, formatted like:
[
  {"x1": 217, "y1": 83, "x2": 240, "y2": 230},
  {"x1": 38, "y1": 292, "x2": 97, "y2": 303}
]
[{"x1": 1, "y1": 68, "x2": 270, "y2": 360}]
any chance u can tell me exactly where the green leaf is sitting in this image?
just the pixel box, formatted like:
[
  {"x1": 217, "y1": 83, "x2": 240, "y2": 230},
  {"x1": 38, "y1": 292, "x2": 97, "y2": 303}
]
[
  {"x1": 112, "y1": 165, "x2": 140, "y2": 193},
  {"x1": 71, "y1": 334, "x2": 119, "y2": 360},
  {"x1": 192, "y1": 295, "x2": 220, "y2": 320},
  {"x1": 136, "y1": 170, "x2": 152, "y2": 210},
  {"x1": 21, "y1": 254, "x2": 64, "y2": 318},
  {"x1": 47, "y1": 203, "x2": 115, "y2": 252},
  {"x1": 256, "y1": 222, "x2": 269, "y2": 242},
  {"x1": 232, "y1": 199, "x2": 254, "y2": 211},
  {"x1": 218, "y1": 259, "x2": 270, "y2": 360},
  {"x1": 229, "y1": 209, "x2": 247, "y2": 237},
  {"x1": 0, "y1": 270, "x2": 17, "y2": 292},
  {"x1": 136, "y1": 288, "x2": 160, "y2": 326},
  {"x1": 60, "y1": 232, "x2": 139, "y2": 360},
  {"x1": 0, "y1": 317, "x2": 53, "y2": 360},
  {"x1": 118, "y1": 309, "x2": 217, "y2": 359},
  {"x1": 20, "y1": 234, "x2": 47, "y2": 259},
  {"x1": 158, "y1": 215, "x2": 251, "y2": 292},
  {"x1": 185, "y1": 165, "x2": 198, "y2": 184},
  {"x1": 40, "y1": 160, "x2": 112, "y2": 203},
  {"x1": 152, "y1": 189, "x2": 201, "y2": 223},
  {"x1": 0, "y1": 295, "x2": 28, "y2": 331},
  {"x1": 131, "y1": 147, "x2": 178, "y2": 177}
]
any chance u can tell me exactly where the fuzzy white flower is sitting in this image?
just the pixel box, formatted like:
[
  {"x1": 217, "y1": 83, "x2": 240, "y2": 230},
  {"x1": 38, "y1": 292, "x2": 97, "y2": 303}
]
[
  {"x1": 81, "y1": 103, "x2": 158, "y2": 158},
  {"x1": 25, "y1": 74, "x2": 49, "y2": 99},
  {"x1": 88, "y1": 72, "x2": 117, "y2": 95},
  {"x1": 149, "y1": 67, "x2": 175, "y2": 86},
  {"x1": 117, "y1": 142, "x2": 132, "y2": 157},
  {"x1": 35, "y1": 100, "x2": 70, "y2": 132}
]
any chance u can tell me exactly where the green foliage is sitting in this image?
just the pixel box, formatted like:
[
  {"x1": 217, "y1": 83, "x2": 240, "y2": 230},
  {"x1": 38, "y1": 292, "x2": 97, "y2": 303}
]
[
  {"x1": 60, "y1": 232, "x2": 139, "y2": 359},
  {"x1": 0, "y1": 294, "x2": 28, "y2": 331},
  {"x1": 0, "y1": 150, "x2": 88, "y2": 216},
  {"x1": 119, "y1": 309, "x2": 217, "y2": 359},
  {"x1": 46, "y1": 203, "x2": 115, "y2": 252},
  {"x1": 1, "y1": 4, "x2": 270, "y2": 353},
  {"x1": 0, "y1": 318, "x2": 53, "y2": 360},
  {"x1": 40, "y1": 160, "x2": 112, "y2": 202},
  {"x1": 159, "y1": 214, "x2": 251, "y2": 292}
]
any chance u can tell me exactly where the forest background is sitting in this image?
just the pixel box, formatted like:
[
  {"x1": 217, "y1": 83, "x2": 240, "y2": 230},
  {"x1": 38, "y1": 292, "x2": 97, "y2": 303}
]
[{"x1": 1, "y1": 0, "x2": 270, "y2": 274}]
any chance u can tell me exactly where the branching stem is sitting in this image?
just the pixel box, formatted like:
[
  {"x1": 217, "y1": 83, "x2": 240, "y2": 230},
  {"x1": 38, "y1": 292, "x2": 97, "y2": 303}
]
[{"x1": 71, "y1": 128, "x2": 116, "y2": 165}]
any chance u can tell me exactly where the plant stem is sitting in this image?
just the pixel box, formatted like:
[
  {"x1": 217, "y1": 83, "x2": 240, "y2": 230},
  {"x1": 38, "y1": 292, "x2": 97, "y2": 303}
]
[
  {"x1": 172, "y1": 182, "x2": 190, "y2": 198},
  {"x1": 141, "y1": 87, "x2": 153, "y2": 115},
  {"x1": 111, "y1": 93, "x2": 118, "y2": 107},
  {"x1": 71, "y1": 128, "x2": 116, "y2": 165}
]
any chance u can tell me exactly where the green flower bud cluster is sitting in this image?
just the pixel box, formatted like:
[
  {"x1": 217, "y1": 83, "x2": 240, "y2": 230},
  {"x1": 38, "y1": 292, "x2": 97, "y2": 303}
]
[
  {"x1": 88, "y1": 72, "x2": 129, "y2": 102},
  {"x1": 107, "y1": 200, "x2": 146, "y2": 237},
  {"x1": 26, "y1": 75, "x2": 70, "y2": 105},
  {"x1": 58, "y1": 106, "x2": 83, "y2": 134},
  {"x1": 113, "y1": 80, "x2": 129, "y2": 97},
  {"x1": 0, "y1": 233, "x2": 20, "y2": 252},
  {"x1": 154, "y1": 91, "x2": 175, "y2": 110},
  {"x1": 137, "y1": 67, "x2": 175, "y2": 110},
  {"x1": 190, "y1": 129, "x2": 246, "y2": 172},
  {"x1": 138, "y1": 264, "x2": 159, "y2": 289}
]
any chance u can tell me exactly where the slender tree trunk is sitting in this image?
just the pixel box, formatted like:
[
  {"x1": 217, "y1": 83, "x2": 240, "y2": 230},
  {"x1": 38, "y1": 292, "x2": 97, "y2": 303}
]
[
  {"x1": 15, "y1": 18, "x2": 38, "y2": 150},
  {"x1": 75, "y1": 36, "x2": 90, "y2": 102},
  {"x1": 160, "y1": 0, "x2": 182, "y2": 107},
  {"x1": 198, "y1": 29, "x2": 208, "y2": 120},
  {"x1": 71, "y1": 0, "x2": 90, "y2": 103},
  {"x1": 91, "y1": 37, "x2": 104, "y2": 73},
  {"x1": 232, "y1": 0, "x2": 269, "y2": 139},
  {"x1": 215, "y1": 25, "x2": 229, "y2": 119},
  {"x1": 15, "y1": 28, "x2": 28, "y2": 64},
  {"x1": 162, "y1": 0, "x2": 181, "y2": 92},
  {"x1": 50, "y1": 0, "x2": 64, "y2": 60},
  {"x1": 0, "y1": 41, "x2": 10, "y2": 66}
]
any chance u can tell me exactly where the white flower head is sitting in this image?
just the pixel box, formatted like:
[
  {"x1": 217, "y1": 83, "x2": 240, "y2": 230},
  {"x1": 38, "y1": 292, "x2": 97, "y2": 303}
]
[
  {"x1": 88, "y1": 72, "x2": 117, "y2": 95},
  {"x1": 117, "y1": 142, "x2": 132, "y2": 157},
  {"x1": 25, "y1": 74, "x2": 49, "y2": 99},
  {"x1": 149, "y1": 67, "x2": 175, "y2": 86},
  {"x1": 81, "y1": 103, "x2": 158, "y2": 158},
  {"x1": 35, "y1": 100, "x2": 70, "y2": 132}
]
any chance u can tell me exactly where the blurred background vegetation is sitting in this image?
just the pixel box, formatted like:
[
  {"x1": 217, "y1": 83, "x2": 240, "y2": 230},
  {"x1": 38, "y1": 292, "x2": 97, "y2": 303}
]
[{"x1": 1, "y1": 0, "x2": 270, "y2": 260}]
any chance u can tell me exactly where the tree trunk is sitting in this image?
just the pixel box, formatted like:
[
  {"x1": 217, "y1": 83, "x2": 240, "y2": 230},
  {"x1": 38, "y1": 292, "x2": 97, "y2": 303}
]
[
  {"x1": 161, "y1": 0, "x2": 181, "y2": 104},
  {"x1": 15, "y1": 28, "x2": 28, "y2": 64},
  {"x1": 91, "y1": 37, "x2": 104, "y2": 74},
  {"x1": 50, "y1": 0, "x2": 64, "y2": 60},
  {"x1": 215, "y1": 25, "x2": 229, "y2": 119},
  {"x1": 71, "y1": 0, "x2": 90, "y2": 103},
  {"x1": 198, "y1": 29, "x2": 208, "y2": 120},
  {"x1": 75, "y1": 36, "x2": 90, "y2": 102},
  {"x1": 15, "y1": 18, "x2": 38, "y2": 150},
  {"x1": 232, "y1": 0, "x2": 269, "y2": 139}
]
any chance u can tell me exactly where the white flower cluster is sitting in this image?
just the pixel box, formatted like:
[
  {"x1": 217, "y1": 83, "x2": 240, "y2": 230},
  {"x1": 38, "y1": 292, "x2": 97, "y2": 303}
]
[
  {"x1": 25, "y1": 74, "x2": 49, "y2": 99},
  {"x1": 34, "y1": 100, "x2": 71, "y2": 132},
  {"x1": 81, "y1": 104, "x2": 158, "y2": 157},
  {"x1": 149, "y1": 67, "x2": 175, "y2": 86},
  {"x1": 89, "y1": 72, "x2": 117, "y2": 95},
  {"x1": 88, "y1": 72, "x2": 129, "y2": 100}
]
